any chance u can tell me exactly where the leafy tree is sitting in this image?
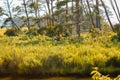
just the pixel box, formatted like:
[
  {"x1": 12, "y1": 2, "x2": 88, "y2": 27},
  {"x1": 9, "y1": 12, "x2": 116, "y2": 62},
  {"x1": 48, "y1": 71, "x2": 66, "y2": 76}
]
[
  {"x1": 114, "y1": 24, "x2": 120, "y2": 38},
  {"x1": 28, "y1": 0, "x2": 41, "y2": 28}
]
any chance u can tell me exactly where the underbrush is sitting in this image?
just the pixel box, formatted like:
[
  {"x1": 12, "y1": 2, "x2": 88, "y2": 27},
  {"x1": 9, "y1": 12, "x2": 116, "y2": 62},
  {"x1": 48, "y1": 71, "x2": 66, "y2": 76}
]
[{"x1": 0, "y1": 32, "x2": 120, "y2": 77}]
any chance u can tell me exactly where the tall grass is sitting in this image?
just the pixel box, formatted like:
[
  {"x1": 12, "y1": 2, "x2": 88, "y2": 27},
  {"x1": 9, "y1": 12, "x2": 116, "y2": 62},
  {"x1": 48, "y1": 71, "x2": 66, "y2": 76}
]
[{"x1": 0, "y1": 29, "x2": 120, "y2": 77}]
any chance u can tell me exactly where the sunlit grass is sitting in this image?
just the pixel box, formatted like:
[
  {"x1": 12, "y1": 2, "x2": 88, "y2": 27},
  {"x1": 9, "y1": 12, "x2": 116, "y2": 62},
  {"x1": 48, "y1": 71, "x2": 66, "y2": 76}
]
[
  {"x1": 0, "y1": 28, "x2": 7, "y2": 35},
  {"x1": 0, "y1": 31, "x2": 120, "y2": 77}
]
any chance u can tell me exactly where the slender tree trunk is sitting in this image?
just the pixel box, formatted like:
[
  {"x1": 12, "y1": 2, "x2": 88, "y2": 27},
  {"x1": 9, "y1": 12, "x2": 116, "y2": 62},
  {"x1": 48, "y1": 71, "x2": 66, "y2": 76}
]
[
  {"x1": 86, "y1": 0, "x2": 96, "y2": 28},
  {"x1": 46, "y1": 0, "x2": 51, "y2": 15},
  {"x1": 95, "y1": 0, "x2": 101, "y2": 30},
  {"x1": 81, "y1": 0, "x2": 90, "y2": 30},
  {"x1": 114, "y1": 0, "x2": 120, "y2": 19},
  {"x1": 23, "y1": 0, "x2": 30, "y2": 30},
  {"x1": 76, "y1": 0, "x2": 80, "y2": 37},
  {"x1": 34, "y1": 0, "x2": 41, "y2": 28},
  {"x1": 71, "y1": 0, "x2": 74, "y2": 13},
  {"x1": 100, "y1": 0, "x2": 114, "y2": 31},
  {"x1": 46, "y1": 0, "x2": 51, "y2": 26},
  {"x1": 51, "y1": 0, "x2": 54, "y2": 26},
  {"x1": 57, "y1": 0, "x2": 60, "y2": 23},
  {"x1": 65, "y1": 0, "x2": 68, "y2": 23},
  {"x1": 110, "y1": 0, "x2": 120, "y2": 23},
  {"x1": 6, "y1": 0, "x2": 20, "y2": 30},
  {"x1": 80, "y1": 0, "x2": 84, "y2": 30},
  {"x1": 35, "y1": 10, "x2": 41, "y2": 28}
]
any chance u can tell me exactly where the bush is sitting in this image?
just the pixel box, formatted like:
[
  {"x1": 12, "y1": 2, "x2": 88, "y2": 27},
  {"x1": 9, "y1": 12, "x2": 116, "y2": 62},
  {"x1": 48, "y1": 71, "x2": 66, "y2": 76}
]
[
  {"x1": 37, "y1": 26, "x2": 56, "y2": 37},
  {"x1": 114, "y1": 24, "x2": 120, "y2": 37},
  {"x1": 106, "y1": 56, "x2": 120, "y2": 67},
  {"x1": 37, "y1": 27, "x2": 47, "y2": 35},
  {"x1": 90, "y1": 28, "x2": 102, "y2": 38},
  {"x1": 111, "y1": 35, "x2": 120, "y2": 42},
  {"x1": 4, "y1": 28, "x2": 18, "y2": 36},
  {"x1": 26, "y1": 28, "x2": 38, "y2": 36}
]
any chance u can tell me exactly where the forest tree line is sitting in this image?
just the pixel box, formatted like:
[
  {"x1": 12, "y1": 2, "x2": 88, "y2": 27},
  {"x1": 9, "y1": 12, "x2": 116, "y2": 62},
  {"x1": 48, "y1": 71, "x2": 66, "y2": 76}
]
[{"x1": 0, "y1": 0, "x2": 120, "y2": 37}]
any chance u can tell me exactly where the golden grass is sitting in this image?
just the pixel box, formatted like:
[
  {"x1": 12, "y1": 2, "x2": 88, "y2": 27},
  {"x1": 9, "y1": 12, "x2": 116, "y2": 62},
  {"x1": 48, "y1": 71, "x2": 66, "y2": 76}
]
[
  {"x1": 0, "y1": 30, "x2": 119, "y2": 77},
  {"x1": 0, "y1": 28, "x2": 7, "y2": 35}
]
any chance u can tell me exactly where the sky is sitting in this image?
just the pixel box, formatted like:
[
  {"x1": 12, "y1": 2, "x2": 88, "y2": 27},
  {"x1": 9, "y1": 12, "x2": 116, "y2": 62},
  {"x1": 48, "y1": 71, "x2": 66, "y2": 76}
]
[
  {"x1": 0, "y1": 0, "x2": 120, "y2": 24},
  {"x1": 104, "y1": 0, "x2": 120, "y2": 24}
]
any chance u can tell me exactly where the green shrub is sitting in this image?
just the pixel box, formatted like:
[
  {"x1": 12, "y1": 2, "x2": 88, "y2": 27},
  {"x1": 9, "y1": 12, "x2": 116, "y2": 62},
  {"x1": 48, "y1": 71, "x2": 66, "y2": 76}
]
[
  {"x1": 26, "y1": 28, "x2": 38, "y2": 36},
  {"x1": 4, "y1": 28, "x2": 18, "y2": 36},
  {"x1": 111, "y1": 35, "x2": 120, "y2": 42},
  {"x1": 37, "y1": 27, "x2": 47, "y2": 35},
  {"x1": 37, "y1": 26, "x2": 56, "y2": 37},
  {"x1": 106, "y1": 56, "x2": 120, "y2": 67},
  {"x1": 46, "y1": 27, "x2": 56, "y2": 37},
  {"x1": 114, "y1": 24, "x2": 120, "y2": 37}
]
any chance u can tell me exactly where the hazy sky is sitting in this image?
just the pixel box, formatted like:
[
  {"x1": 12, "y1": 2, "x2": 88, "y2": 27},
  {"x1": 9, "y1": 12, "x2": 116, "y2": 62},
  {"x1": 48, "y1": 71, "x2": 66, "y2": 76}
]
[{"x1": 0, "y1": 0, "x2": 120, "y2": 24}]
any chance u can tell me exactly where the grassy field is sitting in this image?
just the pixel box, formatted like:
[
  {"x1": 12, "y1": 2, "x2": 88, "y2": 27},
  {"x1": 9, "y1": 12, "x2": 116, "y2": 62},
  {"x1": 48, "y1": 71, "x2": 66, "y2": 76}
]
[{"x1": 0, "y1": 28, "x2": 120, "y2": 77}]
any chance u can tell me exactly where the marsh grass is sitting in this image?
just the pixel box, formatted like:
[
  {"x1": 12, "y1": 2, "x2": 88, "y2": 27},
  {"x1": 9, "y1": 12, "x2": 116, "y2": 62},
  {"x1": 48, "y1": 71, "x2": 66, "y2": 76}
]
[{"x1": 0, "y1": 29, "x2": 120, "y2": 77}]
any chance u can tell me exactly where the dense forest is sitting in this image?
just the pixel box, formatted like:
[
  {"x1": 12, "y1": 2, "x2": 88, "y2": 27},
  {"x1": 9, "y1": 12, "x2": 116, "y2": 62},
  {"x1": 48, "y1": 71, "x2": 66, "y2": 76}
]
[{"x1": 0, "y1": 0, "x2": 120, "y2": 80}]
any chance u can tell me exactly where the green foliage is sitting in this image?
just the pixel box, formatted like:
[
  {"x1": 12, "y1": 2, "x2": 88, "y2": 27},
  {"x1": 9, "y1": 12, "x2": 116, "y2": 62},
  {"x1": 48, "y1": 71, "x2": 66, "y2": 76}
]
[
  {"x1": 54, "y1": 24, "x2": 65, "y2": 35},
  {"x1": 26, "y1": 28, "x2": 38, "y2": 36},
  {"x1": 4, "y1": 28, "x2": 19, "y2": 36},
  {"x1": 66, "y1": 35, "x2": 84, "y2": 44},
  {"x1": 114, "y1": 24, "x2": 120, "y2": 37},
  {"x1": 0, "y1": 7, "x2": 4, "y2": 16},
  {"x1": 106, "y1": 56, "x2": 120, "y2": 67},
  {"x1": 101, "y1": 22, "x2": 111, "y2": 32},
  {"x1": 111, "y1": 35, "x2": 120, "y2": 42},
  {"x1": 37, "y1": 26, "x2": 56, "y2": 37},
  {"x1": 37, "y1": 24, "x2": 72, "y2": 37},
  {"x1": 37, "y1": 27, "x2": 47, "y2": 35},
  {"x1": 29, "y1": 2, "x2": 39, "y2": 10}
]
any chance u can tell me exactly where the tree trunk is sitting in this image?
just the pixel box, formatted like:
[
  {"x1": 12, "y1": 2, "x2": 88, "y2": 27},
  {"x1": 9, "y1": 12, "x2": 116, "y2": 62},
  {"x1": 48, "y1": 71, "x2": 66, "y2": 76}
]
[
  {"x1": 46, "y1": 0, "x2": 51, "y2": 26},
  {"x1": 76, "y1": 0, "x2": 80, "y2": 37},
  {"x1": 35, "y1": 0, "x2": 41, "y2": 28},
  {"x1": 114, "y1": 0, "x2": 120, "y2": 19},
  {"x1": 65, "y1": 0, "x2": 68, "y2": 24},
  {"x1": 6, "y1": 0, "x2": 20, "y2": 30},
  {"x1": 100, "y1": 0, "x2": 114, "y2": 31},
  {"x1": 86, "y1": 0, "x2": 96, "y2": 28},
  {"x1": 56, "y1": 0, "x2": 60, "y2": 23},
  {"x1": 110, "y1": 0, "x2": 120, "y2": 23},
  {"x1": 51, "y1": 0, "x2": 54, "y2": 26},
  {"x1": 95, "y1": 0, "x2": 101, "y2": 30},
  {"x1": 23, "y1": 0, "x2": 30, "y2": 30},
  {"x1": 71, "y1": 0, "x2": 74, "y2": 13}
]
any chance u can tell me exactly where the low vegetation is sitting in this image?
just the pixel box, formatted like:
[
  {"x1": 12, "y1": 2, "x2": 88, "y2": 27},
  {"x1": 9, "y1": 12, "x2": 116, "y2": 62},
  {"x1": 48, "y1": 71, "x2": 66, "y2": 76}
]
[
  {"x1": 0, "y1": 0, "x2": 120, "y2": 79},
  {"x1": 0, "y1": 28, "x2": 120, "y2": 77},
  {"x1": 91, "y1": 68, "x2": 120, "y2": 80}
]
